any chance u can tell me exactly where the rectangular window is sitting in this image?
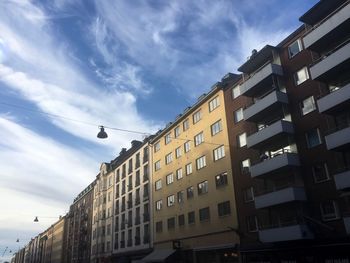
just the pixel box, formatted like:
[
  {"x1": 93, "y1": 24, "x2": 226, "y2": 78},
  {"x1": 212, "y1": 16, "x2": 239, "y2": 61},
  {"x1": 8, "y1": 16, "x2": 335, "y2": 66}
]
[
  {"x1": 155, "y1": 200, "x2": 162, "y2": 211},
  {"x1": 174, "y1": 126, "x2": 181, "y2": 138},
  {"x1": 211, "y1": 120, "x2": 222, "y2": 136},
  {"x1": 193, "y1": 110, "x2": 202, "y2": 124},
  {"x1": 294, "y1": 66, "x2": 309, "y2": 85},
  {"x1": 188, "y1": 211, "x2": 195, "y2": 224},
  {"x1": 209, "y1": 96, "x2": 220, "y2": 112},
  {"x1": 165, "y1": 152, "x2": 173, "y2": 164},
  {"x1": 187, "y1": 186, "x2": 194, "y2": 199},
  {"x1": 185, "y1": 163, "x2": 193, "y2": 175},
  {"x1": 176, "y1": 168, "x2": 183, "y2": 180},
  {"x1": 184, "y1": 141, "x2": 191, "y2": 153},
  {"x1": 167, "y1": 195, "x2": 175, "y2": 207},
  {"x1": 232, "y1": 85, "x2": 241, "y2": 99},
  {"x1": 243, "y1": 187, "x2": 254, "y2": 202},
  {"x1": 178, "y1": 214, "x2": 185, "y2": 226},
  {"x1": 237, "y1": 132, "x2": 247, "y2": 147},
  {"x1": 155, "y1": 179, "x2": 162, "y2": 191},
  {"x1": 213, "y1": 145, "x2": 225, "y2": 161},
  {"x1": 199, "y1": 207, "x2": 210, "y2": 221},
  {"x1": 288, "y1": 39, "x2": 303, "y2": 58},
  {"x1": 194, "y1": 132, "x2": 204, "y2": 146},
  {"x1": 153, "y1": 160, "x2": 161, "y2": 172},
  {"x1": 165, "y1": 133, "x2": 171, "y2": 144},
  {"x1": 196, "y1": 155, "x2": 207, "y2": 170},
  {"x1": 175, "y1": 147, "x2": 182, "y2": 158},
  {"x1": 167, "y1": 217, "x2": 176, "y2": 229},
  {"x1": 241, "y1": 159, "x2": 251, "y2": 174},
  {"x1": 247, "y1": 215, "x2": 258, "y2": 232},
  {"x1": 320, "y1": 200, "x2": 339, "y2": 221},
  {"x1": 183, "y1": 119, "x2": 189, "y2": 131},
  {"x1": 312, "y1": 163, "x2": 330, "y2": 183},
  {"x1": 234, "y1": 108, "x2": 244, "y2": 123},
  {"x1": 198, "y1": 181, "x2": 208, "y2": 195},
  {"x1": 218, "y1": 201, "x2": 231, "y2": 217},
  {"x1": 306, "y1": 128, "x2": 322, "y2": 148},
  {"x1": 177, "y1": 191, "x2": 184, "y2": 203},
  {"x1": 166, "y1": 173, "x2": 174, "y2": 185},
  {"x1": 300, "y1": 96, "x2": 316, "y2": 116},
  {"x1": 155, "y1": 221, "x2": 163, "y2": 233},
  {"x1": 215, "y1": 172, "x2": 228, "y2": 188}
]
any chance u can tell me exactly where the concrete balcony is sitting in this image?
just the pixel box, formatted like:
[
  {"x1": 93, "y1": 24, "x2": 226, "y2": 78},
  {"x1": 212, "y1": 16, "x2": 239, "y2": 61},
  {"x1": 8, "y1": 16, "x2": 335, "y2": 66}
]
[
  {"x1": 325, "y1": 125, "x2": 350, "y2": 151},
  {"x1": 334, "y1": 169, "x2": 350, "y2": 190},
  {"x1": 255, "y1": 187, "x2": 306, "y2": 209},
  {"x1": 247, "y1": 120, "x2": 294, "y2": 150},
  {"x1": 303, "y1": 3, "x2": 350, "y2": 50},
  {"x1": 259, "y1": 224, "x2": 314, "y2": 243},
  {"x1": 244, "y1": 91, "x2": 289, "y2": 122},
  {"x1": 250, "y1": 153, "x2": 300, "y2": 178},
  {"x1": 310, "y1": 41, "x2": 350, "y2": 82},
  {"x1": 317, "y1": 83, "x2": 350, "y2": 114},
  {"x1": 344, "y1": 217, "x2": 350, "y2": 235},
  {"x1": 241, "y1": 63, "x2": 283, "y2": 97}
]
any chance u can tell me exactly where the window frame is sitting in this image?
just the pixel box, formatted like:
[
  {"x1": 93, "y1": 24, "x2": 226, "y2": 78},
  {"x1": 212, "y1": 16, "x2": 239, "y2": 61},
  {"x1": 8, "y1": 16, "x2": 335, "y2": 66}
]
[
  {"x1": 305, "y1": 128, "x2": 322, "y2": 148},
  {"x1": 197, "y1": 180, "x2": 209, "y2": 195},
  {"x1": 300, "y1": 96, "x2": 316, "y2": 116},
  {"x1": 213, "y1": 145, "x2": 225, "y2": 161},
  {"x1": 167, "y1": 195, "x2": 175, "y2": 207},
  {"x1": 234, "y1": 108, "x2": 244, "y2": 123},
  {"x1": 294, "y1": 66, "x2": 309, "y2": 86},
  {"x1": 211, "y1": 120, "x2": 222, "y2": 136},
  {"x1": 166, "y1": 173, "x2": 174, "y2": 185},
  {"x1": 209, "y1": 96, "x2": 220, "y2": 112},
  {"x1": 288, "y1": 39, "x2": 303, "y2": 58},
  {"x1": 196, "y1": 155, "x2": 207, "y2": 170},
  {"x1": 193, "y1": 110, "x2": 202, "y2": 124}
]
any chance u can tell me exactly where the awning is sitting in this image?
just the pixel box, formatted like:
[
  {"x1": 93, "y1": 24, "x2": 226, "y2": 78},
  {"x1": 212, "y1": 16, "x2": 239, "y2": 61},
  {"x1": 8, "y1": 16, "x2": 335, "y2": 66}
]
[{"x1": 141, "y1": 249, "x2": 175, "y2": 262}]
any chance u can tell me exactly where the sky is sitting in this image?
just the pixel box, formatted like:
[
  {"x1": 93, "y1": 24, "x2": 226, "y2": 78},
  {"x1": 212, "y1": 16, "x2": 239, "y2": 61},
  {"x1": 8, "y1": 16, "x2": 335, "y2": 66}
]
[{"x1": 0, "y1": 0, "x2": 318, "y2": 260}]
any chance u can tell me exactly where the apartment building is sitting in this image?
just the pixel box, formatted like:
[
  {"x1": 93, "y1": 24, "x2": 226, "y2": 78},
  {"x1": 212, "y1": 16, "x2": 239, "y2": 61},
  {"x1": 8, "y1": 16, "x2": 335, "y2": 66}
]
[
  {"x1": 223, "y1": 0, "x2": 350, "y2": 261},
  {"x1": 64, "y1": 181, "x2": 95, "y2": 263},
  {"x1": 149, "y1": 79, "x2": 240, "y2": 263}
]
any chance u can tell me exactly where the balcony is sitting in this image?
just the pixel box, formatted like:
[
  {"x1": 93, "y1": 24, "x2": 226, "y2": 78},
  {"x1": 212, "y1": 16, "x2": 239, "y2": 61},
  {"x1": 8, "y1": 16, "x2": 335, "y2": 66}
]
[
  {"x1": 333, "y1": 168, "x2": 350, "y2": 190},
  {"x1": 303, "y1": 3, "x2": 350, "y2": 50},
  {"x1": 310, "y1": 40, "x2": 350, "y2": 82},
  {"x1": 247, "y1": 120, "x2": 294, "y2": 150},
  {"x1": 259, "y1": 224, "x2": 314, "y2": 243},
  {"x1": 255, "y1": 187, "x2": 306, "y2": 209},
  {"x1": 325, "y1": 125, "x2": 350, "y2": 151},
  {"x1": 344, "y1": 216, "x2": 350, "y2": 234},
  {"x1": 244, "y1": 90, "x2": 289, "y2": 122},
  {"x1": 251, "y1": 153, "x2": 300, "y2": 178},
  {"x1": 317, "y1": 83, "x2": 350, "y2": 114},
  {"x1": 241, "y1": 63, "x2": 284, "y2": 97}
]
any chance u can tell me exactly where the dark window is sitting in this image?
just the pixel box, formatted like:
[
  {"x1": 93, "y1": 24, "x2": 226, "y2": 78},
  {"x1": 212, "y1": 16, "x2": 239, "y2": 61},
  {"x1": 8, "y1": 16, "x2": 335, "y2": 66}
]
[
  {"x1": 312, "y1": 163, "x2": 330, "y2": 183},
  {"x1": 188, "y1": 211, "x2": 195, "y2": 224},
  {"x1": 218, "y1": 201, "x2": 231, "y2": 217},
  {"x1": 199, "y1": 207, "x2": 210, "y2": 222},
  {"x1": 247, "y1": 215, "x2": 258, "y2": 232},
  {"x1": 167, "y1": 217, "x2": 175, "y2": 230},
  {"x1": 156, "y1": 221, "x2": 163, "y2": 233},
  {"x1": 215, "y1": 172, "x2": 228, "y2": 188},
  {"x1": 178, "y1": 214, "x2": 185, "y2": 226},
  {"x1": 187, "y1": 186, "x2": 194, "y2": 199}
]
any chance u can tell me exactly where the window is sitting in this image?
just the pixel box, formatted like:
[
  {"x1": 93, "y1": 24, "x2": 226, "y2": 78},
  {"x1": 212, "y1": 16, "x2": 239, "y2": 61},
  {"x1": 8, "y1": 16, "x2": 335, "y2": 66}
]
[
  {"x1": 174, "y1": 126, "x2": 181, "y2": 138},
  {"x1": 177, "y1": 191, "x2": 184, "y2": 203},
  {"x1": 243, "y1": 187, "x2": 254, "y2": 202},
  {"x1": 188, "y1": 211, "x2": 195, "y2": 224},
  {"x1": 185, "y1": 163, "x2": 193, "y2": 175},
  {"x1": 175, "y1": 147, "x2": 182, "y2": 158},
  {"x1": 184, "y1": 141, "x2": 191, "y2": 153},
  {"x1": 165, "y1": 133, "x2": 171, "y2": 144},
  {"x1": 300, "y1": 96, "x2": 316, "y2": 116},
  {"x1": 166, "y1": 173, "x2": 174, "y2": 185},
  {"x1": 234, "y1": 108, "x2": 244, "y2": 123},
  {"x1": 156, "y1": 221, "x2": 163, "y2": 233},
  {"x1": 155, "y1": 200, "x2": 162, "y2": 211},
  {"x1": 241, "y1": 159, "x2": 251, "y2": 174},
  {"x1": 176, "y1": 168, "x2": 183, "y2": 180},
  {"x1": 209, "y1": 96, "x2": 220, "y2": 112},
  {"x1": 178, "y1": 214, "x2": 185, "y2": 226},
  {"x1": 154, "y1": 160, "x2": 161, "y2": 171},
  {"x1": 196, "y1": 155, "x2": 206, "y2": 170},
  {"x1": 213, "y1": 145, "x2": 225, "y2": 161},
  {"x1": 167, "y1": 195, "x2": 175, "y2": 207},
  {"x1": 232, "y1": 85, "x2": 241, "y2": 99},
  {"x1": 187, "y1": 186, "x2": 194, "y2": 199},
  {"x1": 211, "y1": 120, "x2": 222, "y2": 136},
  {"x1": 183, "y1": 119, "x2": 189, "y2": 131},
  {"x1": 198, "y1": 181, "x2": 208, "y2": 195},
  {"x1": 246, "y1": 215, "x2": 258, "y2": 232},
  {"x1": 237, "y1": 132, "x2": 247, "y2": 147},
  {"x1": 193, "y1": 110, "x2": 202, "y2": 124},
  {"x1": 199, "y1": 207, "x2": 210, "y2": 221},
  {"x1": 165, "y1": 152, "x2": 173, "y2": 164},
  {"x1": 288, "y1": 39, "x2": 303, "y2": 58},
  {"x1": 215, "y1": 172, "x2": 228, "y2": 188},
  {"x1": 167, "y1": 217, "x2": 175, "y2": 229},
  {"x1": 312, "y1": 163, "x2": 330, "y2": 183},
  {"x1": 294, "y1": 66, "x2": 309, "y2": 85},
  {"x1": 218, "y1": 201, "x2": 231, "y2": 217},
  {"x1": 155, "y1": 180, "x2": 162, "y2": 191},
  {"x1": 194, "y1": 132, "x2": 204, "y2": 146},
  {"x1": 306, "y1": 128, "x2": 322, "y2": 148},
  {"x1": 320, "y1": 200, "x2": 339, "y2": 221}
]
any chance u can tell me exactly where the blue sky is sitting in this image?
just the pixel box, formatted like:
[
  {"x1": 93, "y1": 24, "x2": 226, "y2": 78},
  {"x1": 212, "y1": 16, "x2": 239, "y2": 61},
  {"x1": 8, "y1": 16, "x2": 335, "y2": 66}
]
[{"x1": 0, "y1": 0, "x2": 318, "y2": 259}]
